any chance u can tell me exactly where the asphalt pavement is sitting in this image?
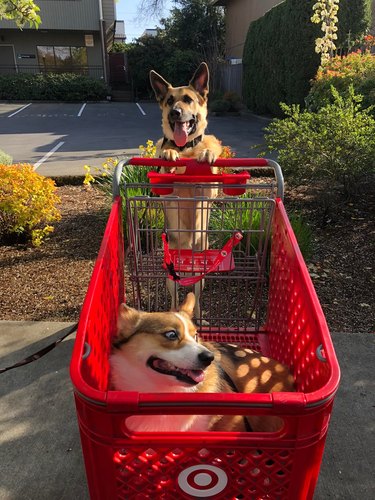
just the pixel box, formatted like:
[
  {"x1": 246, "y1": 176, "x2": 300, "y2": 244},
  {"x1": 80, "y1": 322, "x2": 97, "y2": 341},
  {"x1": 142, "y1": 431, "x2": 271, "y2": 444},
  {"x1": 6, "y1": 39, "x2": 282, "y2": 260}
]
[{"x1": 0, "y1": 101, "x2": 270, "y2": 177}]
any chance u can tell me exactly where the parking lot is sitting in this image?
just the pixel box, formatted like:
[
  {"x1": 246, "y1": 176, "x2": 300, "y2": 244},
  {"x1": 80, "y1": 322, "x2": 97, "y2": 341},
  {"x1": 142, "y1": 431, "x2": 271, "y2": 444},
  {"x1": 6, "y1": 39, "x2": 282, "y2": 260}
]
[{"x1": 0, "y1": 101, "x2": 269, "y2": 177}]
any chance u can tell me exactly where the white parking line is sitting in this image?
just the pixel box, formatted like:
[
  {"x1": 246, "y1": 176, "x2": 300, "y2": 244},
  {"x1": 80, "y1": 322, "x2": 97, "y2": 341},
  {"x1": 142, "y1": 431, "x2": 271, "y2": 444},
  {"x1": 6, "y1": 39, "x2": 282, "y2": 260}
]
[
  {"x1": 77, "y1": 103, "x2": 87, "y2": 117},
  {"x1": 136, "y1": 103, "x2": 146, "y2": 116},
  {"x1": 8, "y1": 103, "x2": 32, "y2": 118},
  {"x1": 33, "y1": 141, "x2": 65, "y2": 170}
]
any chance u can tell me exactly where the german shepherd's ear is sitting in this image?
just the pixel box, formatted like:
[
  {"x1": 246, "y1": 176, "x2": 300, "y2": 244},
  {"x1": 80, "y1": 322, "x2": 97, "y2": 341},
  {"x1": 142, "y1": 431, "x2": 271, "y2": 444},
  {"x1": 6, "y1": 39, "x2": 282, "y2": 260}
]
[
  {"x1": 150, "y1": 70, "x2": 171, "y2": 102},
  {"x1": 189, "y1": 62, "x2": 209, "y2": 99},
  {"x1": 117, "y1": 303, "x2": 141, "y2": 339},
  {"x1": 179, "y1": 292, "x2": 196, "y2": 318}
]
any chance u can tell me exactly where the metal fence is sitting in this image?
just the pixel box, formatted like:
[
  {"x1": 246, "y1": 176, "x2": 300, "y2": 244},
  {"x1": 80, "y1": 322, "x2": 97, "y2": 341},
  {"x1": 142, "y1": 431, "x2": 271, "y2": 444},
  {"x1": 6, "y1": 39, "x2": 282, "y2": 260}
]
[{"x1": 0, "y1": 65, "x2": 105, "y2": 80}]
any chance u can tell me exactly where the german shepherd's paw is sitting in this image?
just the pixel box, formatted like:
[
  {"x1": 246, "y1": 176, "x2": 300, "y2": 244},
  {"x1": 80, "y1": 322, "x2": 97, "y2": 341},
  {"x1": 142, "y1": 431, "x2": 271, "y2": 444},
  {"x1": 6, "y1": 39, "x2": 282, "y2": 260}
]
[
  {"x1": 161, "y1": 148, "x2": 180, "y2": 162},
  {"x1": 198, "y1": 149, "x2": 217, "y2": 164}
]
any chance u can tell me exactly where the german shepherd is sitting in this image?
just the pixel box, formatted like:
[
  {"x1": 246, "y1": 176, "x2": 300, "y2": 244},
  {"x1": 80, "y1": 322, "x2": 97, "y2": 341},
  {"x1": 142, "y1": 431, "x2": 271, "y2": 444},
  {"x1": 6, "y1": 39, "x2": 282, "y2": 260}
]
[
  {"x1": 149, "y1": 63, "x2": 222, "y2": 320},
  {"x1": 111, "y1": 293, "x2": 295, "y2": 433}
]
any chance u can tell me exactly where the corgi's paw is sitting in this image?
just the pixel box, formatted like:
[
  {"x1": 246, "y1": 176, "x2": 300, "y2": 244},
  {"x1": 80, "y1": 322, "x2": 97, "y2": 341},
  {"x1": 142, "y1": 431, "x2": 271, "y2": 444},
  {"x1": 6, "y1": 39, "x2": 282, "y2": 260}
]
[
  {"x1": 161, "y1": 149, "x2": 180, "y2": 161},
  {"x1": 198, "y1": 149, "x2": 217, "y2": 164}
]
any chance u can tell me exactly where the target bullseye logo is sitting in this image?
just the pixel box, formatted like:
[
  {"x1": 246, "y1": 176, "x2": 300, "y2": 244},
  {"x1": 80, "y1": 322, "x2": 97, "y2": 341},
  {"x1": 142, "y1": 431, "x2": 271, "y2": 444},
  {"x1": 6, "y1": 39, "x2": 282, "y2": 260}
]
[{"x1": 178, "y1": 464, "x2": 228, "y2": 497}]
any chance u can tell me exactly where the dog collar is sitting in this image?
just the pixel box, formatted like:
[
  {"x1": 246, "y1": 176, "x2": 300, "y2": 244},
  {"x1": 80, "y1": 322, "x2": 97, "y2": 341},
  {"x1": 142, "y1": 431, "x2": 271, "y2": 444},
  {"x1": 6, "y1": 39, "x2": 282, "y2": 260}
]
[{"x1": 161, "y1": 135, "x2": 203, "y2": 152}]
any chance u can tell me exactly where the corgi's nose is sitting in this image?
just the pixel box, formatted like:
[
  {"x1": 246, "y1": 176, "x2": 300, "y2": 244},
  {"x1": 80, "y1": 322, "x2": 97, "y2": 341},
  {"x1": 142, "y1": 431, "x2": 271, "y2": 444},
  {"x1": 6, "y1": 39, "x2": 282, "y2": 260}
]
[
  {"x1": 198, "y1": 350, "x2": 215, "y2": 367},
  {"x1": 170, "y1": 107, "x2": 182, "y2": 120}
]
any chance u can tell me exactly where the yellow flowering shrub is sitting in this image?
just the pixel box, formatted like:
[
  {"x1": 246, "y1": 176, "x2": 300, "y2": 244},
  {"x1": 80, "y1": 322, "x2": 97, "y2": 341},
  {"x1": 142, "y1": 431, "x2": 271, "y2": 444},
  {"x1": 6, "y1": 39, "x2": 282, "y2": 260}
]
[
  {"x1": 0, "y1": 164, "x2": 61, "y2": 246},
  {"x1": 83, "y1": 158, "x2": 119, "y2": 186},
  {"x1": 139, "y1": 139, "x2": 157, "y2": 158},
  {"x1": 83, "y1": 165, "x2": 95, "y2": 186}
]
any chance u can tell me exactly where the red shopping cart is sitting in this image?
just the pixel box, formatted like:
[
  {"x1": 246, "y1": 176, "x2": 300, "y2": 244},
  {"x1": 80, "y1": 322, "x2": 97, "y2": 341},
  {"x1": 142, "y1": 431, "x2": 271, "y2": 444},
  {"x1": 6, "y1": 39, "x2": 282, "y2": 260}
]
[{"x1": 70, "y1": 157, "x2": 340, "y2": 500}]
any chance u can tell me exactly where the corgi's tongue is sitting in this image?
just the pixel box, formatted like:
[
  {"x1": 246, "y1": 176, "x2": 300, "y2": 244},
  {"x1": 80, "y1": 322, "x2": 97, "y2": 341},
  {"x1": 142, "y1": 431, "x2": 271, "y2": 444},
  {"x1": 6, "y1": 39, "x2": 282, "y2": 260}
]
[
  {"x1": 150, "y1": 357, "x2": 205, "y2": 385},
  {"x1": 186, "y1": 369, "x2": 205, "y2": 383},
  {"x1": 174, "y1": 121, "x2": 189, "y2": 147}
]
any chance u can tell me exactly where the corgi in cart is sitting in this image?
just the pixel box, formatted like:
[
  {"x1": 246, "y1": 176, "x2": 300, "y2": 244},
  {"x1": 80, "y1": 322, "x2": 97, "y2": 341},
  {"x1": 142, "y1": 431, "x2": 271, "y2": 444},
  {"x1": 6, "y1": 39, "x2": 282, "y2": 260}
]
[
  {"x1": 110, "y1": 293, "x2": 295, "y2": 433},
  {"x1": 149, "y1": 62, "x2": 223, "y2": 321}
]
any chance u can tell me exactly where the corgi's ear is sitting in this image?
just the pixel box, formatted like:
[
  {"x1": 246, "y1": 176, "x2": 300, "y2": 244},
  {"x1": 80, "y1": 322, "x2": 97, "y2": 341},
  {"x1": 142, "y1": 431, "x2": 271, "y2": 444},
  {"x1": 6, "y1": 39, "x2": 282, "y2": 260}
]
[
  {"x1": 179, "y1": 292, "x2": 196, "y2": 318},
  {"x1": 150, "y1": 70, "x2": 171, "y2": 102},
  {"x1": 189, "y1": 62, "x2": 209, "y2": 99},
  {"x1": 117, "y1": 303, "x2": 141, "y2": 339}
]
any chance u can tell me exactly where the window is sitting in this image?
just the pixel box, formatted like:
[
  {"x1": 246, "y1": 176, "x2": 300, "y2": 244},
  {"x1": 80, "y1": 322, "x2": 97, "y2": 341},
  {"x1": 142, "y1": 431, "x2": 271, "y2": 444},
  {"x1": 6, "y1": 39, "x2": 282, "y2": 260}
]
[
  {"x1": 37, "y1": 46, "x2": 55, "y2": 67},
  {"x1": 37, "y1": 46, "x2": 88, "y2": 69},
  {"x1": 54, "y1": 46, "x2": 71, "y2": 67}
]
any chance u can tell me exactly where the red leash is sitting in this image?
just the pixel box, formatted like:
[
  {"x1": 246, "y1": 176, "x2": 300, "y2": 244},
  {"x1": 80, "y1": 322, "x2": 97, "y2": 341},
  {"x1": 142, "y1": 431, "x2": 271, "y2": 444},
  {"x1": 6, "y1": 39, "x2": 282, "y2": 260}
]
[{"x1": 162, "y1": 231, "x2": 243, "y2": 286}]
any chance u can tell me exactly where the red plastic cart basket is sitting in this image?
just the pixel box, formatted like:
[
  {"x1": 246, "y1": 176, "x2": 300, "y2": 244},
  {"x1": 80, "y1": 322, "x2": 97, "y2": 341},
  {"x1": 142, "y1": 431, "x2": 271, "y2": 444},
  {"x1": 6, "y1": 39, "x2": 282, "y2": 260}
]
[{"x1": 70, "y1": 158, "x2": 340, "y2": 500}]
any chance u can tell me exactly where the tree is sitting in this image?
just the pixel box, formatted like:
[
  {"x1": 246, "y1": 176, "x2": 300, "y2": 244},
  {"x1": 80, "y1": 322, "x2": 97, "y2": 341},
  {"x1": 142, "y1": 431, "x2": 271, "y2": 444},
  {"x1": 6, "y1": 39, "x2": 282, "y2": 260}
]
[
  {"x1": 160, "y1": 0, "x2": 225, "y2": 65},
  {"x1": 0, "y1": 0, "x2": 41, "y2": 28},
  {"x1": 137, "y1": 0, "x2": 170, "y2": 20},
  {"x1": 127, "y1": 0, "x2": 225, "y2": 97}
]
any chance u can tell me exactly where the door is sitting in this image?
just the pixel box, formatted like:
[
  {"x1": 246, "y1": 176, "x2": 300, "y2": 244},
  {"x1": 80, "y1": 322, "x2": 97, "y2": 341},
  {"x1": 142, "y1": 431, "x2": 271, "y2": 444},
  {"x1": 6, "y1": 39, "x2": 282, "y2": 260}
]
[{"x1": 0, "y1": 45, "x2": 17, "y2": 73}]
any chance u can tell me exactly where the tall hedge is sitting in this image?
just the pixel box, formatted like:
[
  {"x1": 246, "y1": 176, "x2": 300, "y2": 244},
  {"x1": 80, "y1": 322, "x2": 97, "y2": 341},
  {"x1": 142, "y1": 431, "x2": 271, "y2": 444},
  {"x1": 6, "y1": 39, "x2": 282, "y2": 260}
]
[
  {"x1": 243, "y1": 0, "x2": 320, "y2": 116},
  {"x1": 243, "y1": 0, "x2": 373, "y2": 116},
  {"x1": 336, "y1": 0, "x2": 372, "y2": 50}
]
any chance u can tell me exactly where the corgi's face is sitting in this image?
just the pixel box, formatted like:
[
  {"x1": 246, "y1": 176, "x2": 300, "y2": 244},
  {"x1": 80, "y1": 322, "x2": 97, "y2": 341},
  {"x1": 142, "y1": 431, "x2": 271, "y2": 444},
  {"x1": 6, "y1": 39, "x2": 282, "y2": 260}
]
[
  {"x1": 149, "y1": 62, "x2": 209, "y2": 148},
  {"x1": 112, "y1": 293, "x2": 214, "y2": 392}
]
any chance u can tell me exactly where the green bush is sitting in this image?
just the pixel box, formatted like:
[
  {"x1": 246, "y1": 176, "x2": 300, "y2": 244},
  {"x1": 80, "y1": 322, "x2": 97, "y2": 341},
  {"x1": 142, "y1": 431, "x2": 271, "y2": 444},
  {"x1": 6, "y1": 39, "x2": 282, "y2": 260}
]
[
  {"x1": 0, "y1": 150, "x2": 12, "y2": 165},
  {"x1": 209, "y1": 91, "x2": 243, "y2": 114},
  {"x1": 259, "y1": 86, "x2": 375, "y2": 196},
  {"x1": 0, "y1": 73, "x2": 109, "y2": 101},
  {"x1": 307, "y1": 51, "x2": 375, "y2": 113},
  {"x1": 222, "y1": 91, "x2": 243, "y2": 111},
  {"x1": 209, "y1": 99, "x2": 231, "y2": 114}
]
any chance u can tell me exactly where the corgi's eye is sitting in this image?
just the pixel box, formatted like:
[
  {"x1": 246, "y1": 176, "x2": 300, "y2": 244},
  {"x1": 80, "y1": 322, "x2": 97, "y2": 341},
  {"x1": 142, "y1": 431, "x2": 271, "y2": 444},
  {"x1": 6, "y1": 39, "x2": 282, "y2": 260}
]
[
  {"x1": 166, "y1": 96, "x2": 174, "y2": 106},
  {"x1": 183, "y1": 95, "x2": 193, "y2": 104},
  {"x1": 164, "y1": 330, "x2": 179, "y2": 340}
]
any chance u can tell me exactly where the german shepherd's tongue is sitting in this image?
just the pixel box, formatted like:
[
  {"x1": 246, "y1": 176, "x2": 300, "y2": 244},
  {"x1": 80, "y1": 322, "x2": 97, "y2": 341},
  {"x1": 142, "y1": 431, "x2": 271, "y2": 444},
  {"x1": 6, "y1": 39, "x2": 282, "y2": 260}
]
[{"x1": 174, "y1": 121, "x2": 188, "y2": 147}]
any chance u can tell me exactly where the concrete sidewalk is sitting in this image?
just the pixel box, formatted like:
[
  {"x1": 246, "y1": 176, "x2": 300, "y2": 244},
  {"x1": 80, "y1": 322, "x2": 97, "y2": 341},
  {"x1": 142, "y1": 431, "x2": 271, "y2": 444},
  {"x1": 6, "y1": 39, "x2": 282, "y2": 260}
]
[{"x1": 0, "y1": 321, "x2": 374, "y2": 499}]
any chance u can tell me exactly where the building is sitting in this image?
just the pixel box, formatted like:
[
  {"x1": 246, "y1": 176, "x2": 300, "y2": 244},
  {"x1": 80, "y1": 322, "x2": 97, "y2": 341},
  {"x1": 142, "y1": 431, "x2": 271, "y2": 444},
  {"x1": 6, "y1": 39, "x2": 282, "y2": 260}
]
[
  {"x1": 114, "y1": 20, "x2": 126, "y2": 43},
  {"x1": 212, "y1": 0, "x2": 284, "y2": 60},
  {"x1": 211, "y1": 0, "x2": 282, "y2": 96},
  {"x1": 141, "y1": 29, "x2": 158, "y2": 38},
  {"x1": 0, "y1": 0, "x2": 120, "y2": 82}
]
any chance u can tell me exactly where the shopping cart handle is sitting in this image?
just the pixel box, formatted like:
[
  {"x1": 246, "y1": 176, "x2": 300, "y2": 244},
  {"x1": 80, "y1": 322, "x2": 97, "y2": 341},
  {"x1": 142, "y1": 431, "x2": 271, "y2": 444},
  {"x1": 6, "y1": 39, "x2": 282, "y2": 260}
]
[
  {"x1": 106, "y1": 391, "x2": 274, "y2": 412},
  {"x1": 105, "y1": 391, "x2": 313, "y2": 415},
  {"x1": 112, "y1": 157, "x2": 284, "y2": 200}
]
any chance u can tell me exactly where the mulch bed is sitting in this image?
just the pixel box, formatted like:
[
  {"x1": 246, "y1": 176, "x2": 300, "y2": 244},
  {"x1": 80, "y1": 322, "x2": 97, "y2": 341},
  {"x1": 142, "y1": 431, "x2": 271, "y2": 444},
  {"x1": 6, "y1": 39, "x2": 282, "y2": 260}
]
[
  {"x1": 0, "y1": 186, "x2": 110, "y2": 322},
  {"x1": 0, "y1": 182, "x2": 373, "y2": 332}
]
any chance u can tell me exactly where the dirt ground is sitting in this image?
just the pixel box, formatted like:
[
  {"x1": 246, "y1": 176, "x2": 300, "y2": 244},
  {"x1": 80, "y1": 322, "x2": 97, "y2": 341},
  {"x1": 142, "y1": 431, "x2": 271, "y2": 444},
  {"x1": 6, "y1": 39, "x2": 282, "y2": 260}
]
[{"x1": 0, "y1": 182, "x2": 373, "y2": 333}]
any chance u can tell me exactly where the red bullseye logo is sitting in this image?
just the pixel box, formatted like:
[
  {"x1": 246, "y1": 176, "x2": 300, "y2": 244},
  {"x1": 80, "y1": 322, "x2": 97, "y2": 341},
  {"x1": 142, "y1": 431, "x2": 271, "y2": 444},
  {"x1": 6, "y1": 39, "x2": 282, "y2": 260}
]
[{"x1": 178, "y1": 465, "x2": 228, "y2": 497}]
